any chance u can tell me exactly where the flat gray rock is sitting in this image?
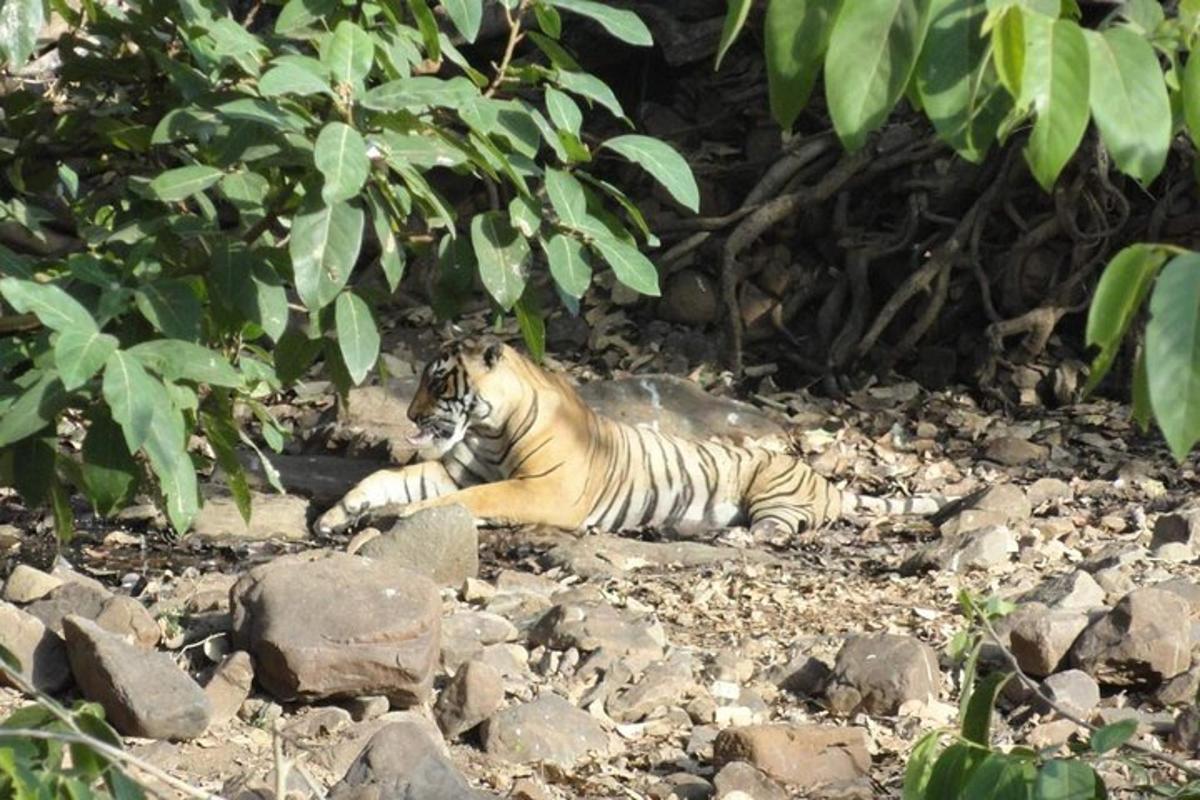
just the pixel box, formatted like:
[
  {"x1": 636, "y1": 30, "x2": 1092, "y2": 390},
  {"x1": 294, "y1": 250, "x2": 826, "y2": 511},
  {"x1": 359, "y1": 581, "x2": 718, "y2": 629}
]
[
  {"x1": 544, "y1": 534, "x2": 776, "y2": 580},
  {"x1": 482, "y1": 694, "x2": 611, "y2": 766},
  {"x1": 231, "y1": 550, "x2": 440, "y2": 706},
  {"x1": 0, "y1": 600, "x2": 70, "y2": 693},
  {"x1": 359, "y1": 506, "x2": 479, "y2": 587},
  {"x1": 62, "y1": 615, "x2": 210, "y2": 740},
  {"x1": 825, "y1": 634, "x2": 940, "y2": 716},
  {"x1": 1071, "y1": 588, "x2": 1191, "y2": 688}
]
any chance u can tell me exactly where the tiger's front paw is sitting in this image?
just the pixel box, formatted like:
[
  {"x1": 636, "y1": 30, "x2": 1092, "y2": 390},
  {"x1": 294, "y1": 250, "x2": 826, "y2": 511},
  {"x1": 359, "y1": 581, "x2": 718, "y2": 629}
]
[{"x1": 314, "y1": 496, "x2": 366, "y2": 535}]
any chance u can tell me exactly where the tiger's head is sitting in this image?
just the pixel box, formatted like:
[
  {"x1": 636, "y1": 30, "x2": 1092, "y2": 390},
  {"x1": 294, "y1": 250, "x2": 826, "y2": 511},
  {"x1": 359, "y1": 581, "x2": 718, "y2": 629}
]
[{"x1": 406, "y1": 337, "x2": 509, "y2": 457}]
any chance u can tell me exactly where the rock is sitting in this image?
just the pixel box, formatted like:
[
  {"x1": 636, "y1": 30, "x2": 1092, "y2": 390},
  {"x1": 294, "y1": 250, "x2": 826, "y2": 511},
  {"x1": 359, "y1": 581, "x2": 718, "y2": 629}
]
[
  {"x1": 476, "y1": 643, "x2": 532, "y2": 688},
  {"x1": 482, "y1": 694, "x2": 611, "y2": 765},
  {"x1": 578, "y1": 376, "x2": 785, "y2": 445},
  {"x1": 24, "y1": 581, "x2": 112, "y2": 634},
  {"x1": 94, "y1": 596, "x2": 160, "y2": 649},
  {"x1": 1008, "y1": 604, "x2": 1091, "y2": 677},
  {"x1": 2, "y1": 564, "x2": 63, "y2": 603},
  {"x1": 511, "y1": 777, "x2": 553, "y2": 800},
  {"x1": 0, "y1": 601, "x2": 70, "y2": 693},
  {"x1": 1154, "y1": 542, "x2": 1196, "y2": 562},
  {"x1": 494, "y1": 569, "x2": 560, "y2": 597},
  {"x1": 286, "y1": 706, "x2": 353, "y2": 739},
  {"x1": 191, "y1": 491, "x2": 310, "y2": 541},
  {"x1": 967, "y1": 483, "x2": 1032, "y2": 522},
  {"x1": 713, "y1": 762, "x2": 787, "y2": 800},
  {"x1": 1081, "y1": 544, "x2": 1145, "y2": 573},
  {"x1": 983, "y1": 436, "x2": 1047, "y2": 466},
  {"x1": 240, "y1": 452, "x2": 384, "y2": 506},
  {"x1": 1020, "y1": 571, "x2": 1107, "y2": 610},
  {"x1": 660, "y1": 269, "x2": 719, "y2": 325},
  {"x1": 1170, "y1": 706, "x2": 1200, "y2": 754},
  {"x1": 935, "y1": 526, "x2": 1019, "y2": 572},
  {"x1": 1026, "y1": 719, "x2": 1083, "y2": 750},
  {"x1": 531, "y1": 601, "x2": 666, "y2": 670},
  {"x1": 440, "y1": 610, "x2": 518, "y2": 672},
  {"x1": 1157, "y1": 665, "x2": 1200, "y2": 706},
  {"x1": 939, "y1": 508, "x2": 1008, "y2": 538},
  {"x1": 1092, "y1": 567, "x2": 1135, "y2": 600},
  {"x1": 315, "y1": 710, "x2": 447, "y2": 778},
  {"x1": 1152, "y1": 507, "x2": 1200, "y2": 553},
  {"x1": 770, "y1": 655, "x2": 832, "y2": 697},
  {"x1": 434, "y1": 659, "x2": 504, "y2": 739},
  {"x1": 825, "y1": 634, "x2": 940, "y2": 716},
  {"x1": 344, "y1": 695, "x2": 391, "y2": 722},
  {"x1": 330, "y1": 720, "x2": 494, "y2": 800},
  {"x1": 1027, "y1": 478, "x2": 1072, "y2": 508},
  {"x1": 1070, "y1": 588, "x2": 1191, "y2": 687},
  {"x1": 1041, "y1": 670, "x2": 1100, "y2": 718},
  {"x1": 62, "y1": 615, "x2": 211, "y2": 740},
  {"x1": 712, "y1": 724, "x2": 871, "y2": 789},
  {"x1": 341, "y1": 381, "x2": 422, "y2": 462},
  {"x1": 544, "y1": 534, "x2": 776, "y2": 580},
  {"x1": 205, "y1": 651, "x2": 254, "y2": 726},
  {"x1": 607, "y1": 652, "x2": 697, "y2": 722},
  {"x1": 231, "y1": 551, "x2": 440, "y2": 705},
  {"x1": 652, "y1": 772, "x2": 715, "y2": 800},
  {"x1": 357, "y1": 506, "x2": 479, "y2": 587},
  {"x1": 461, "y1": 577, "x2": 495, "y2": 604}
]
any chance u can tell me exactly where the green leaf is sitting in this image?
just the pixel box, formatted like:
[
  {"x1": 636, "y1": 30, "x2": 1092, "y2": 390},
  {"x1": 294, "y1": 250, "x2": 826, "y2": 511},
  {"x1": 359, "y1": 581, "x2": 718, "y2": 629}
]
[
  {"x1": 334, "y1": 291, "x2": 380, "y2": 385},
  {"x1": 325, "y1": 20, "x2": 374, "y2": 87},
  {"x1": 0, "y1": 277, "x2": 96, "y2": 332},
  {"x1": 1089, "y1": 718, "x2": 1138, "y2": 755},
  {"x1": 925, "y1": 743, "x2": 985, "y2": 800},
  {"x1": 515, "y1": 296, "x2": 546, "y2": 361},
  {"x1": 220, "y1": 171, "x2": 271, "y2": 209},
  {"x1": 290, "y1": 198, "x2": 365, "y2": 311},
  {"x1": 541, "y1": 233, "x2": 591, "y2": 298},
  {"x1": 509, "y1": 195, "x2": 541, "y2": 238},
  {"x1": 901, "y1": 730, "x2": 943, "y2": 800},
  {"x1": 555, "y1": 69, "x2": 626, "y2": 119},
  {"x1": 545, "y1": 168, "x2": 588, "y2": 227},
  {"x1": 315, "y1": 122, "x2": 370, "y2": 204},
  {"x1": 126, "y1": 340, "x2": 243, "y2": 387},
  {"x1": 368, "y1": 189, "x2": 405, "y2": 292},
  {"x1": 0, "y1": 372, "x2": 66, "y2": 448},
  {"x1": 1084, "y1": 244, "x2": 1169, "y2": 394},
  {"x1": 591, "y1": 232, "x2": 660, "y2": 296},
  {"x1": 1021, "y1": 16, "x2": 1089, "y2": 191},
  {"x1": 1132, "y1": 345, "x2": 1151, "y2": 433},
  {"x1": 1184, "y1": 54, "x2": 1200, "y2": 151},
  {"x1": 82, "y1": 409, "x2": 139, "y2": 517},
  {"x1": 534, "y1": 2, "x2": 562, "y2": 37},
  {"x1": 916, "y1": 0, "x2": 1011, "y2": 162},
  {"x1": 764, "y1": 0, "x2": 839, "y2": 130},
  {"x1": 1146, "y1": 254, "x2": 1200, "y2": 461},
  {"x1": 406, "y1": 0, "x2": 442, "y2": 61},
  {"x1": 362, "y1": 76, "x2": 480, "y2": 111},
  {"x1": 103, "y1": 350, "x2": 157, "y2": 452},
  {"x1": 1084, "y1": 27, "x2": 1169, "y2": 184},
  {"x1": 548, "y1": 0, "x2": 652, "y2": 46},
  {"x1": 600, "y1": 134, "x2": 699, "y2": 212},
  {"x1": 962, "y1": 753, "x2": 1038, "y2": 800},
  {"x1": 375, "y1": 130, "x2": 470, "y2": 169},
  {"x1": 54, "y1": 329, "x2": 119, "y2": 391},
  {"x1": 825, "y1": 0, "x2": 933, "y2": 151},
  {"x1": 201, "y1": 402, "x2": 251, "y2": 524},
  {"x1": 471, "y1": 211, "x2": 530, "y2": 311},
  {"x1": 275, "y1": 0, "x2": 337, "y2": 34},
  {"x1": 715, "y1": 0, "x2": 752, "y2": 68},
  {"x1": 441, "y1": 0, "x2": 483, "y2": 42},
  {"x1": 0, "y1": 0, "x2": 45, "y2": 68},
  {"x1": 545, "y1": 86, "x2": 583, "y2": 134},
  {"x1": 259, "y1": 62, "x2": 333, "y2": 97},
  {"x1": 142, "y1": 400, "x2": 199, "y2": 536},
  {"x1": 962, "y1": 671, "x2": 1009, "y2": 744},
  {"x1": 1034, "y1": 759, "x2": 1102, "y2": 800},
  {"x1": 991, "y1": 5, "x2": 1024, "y2": 98},
  {"x1": 149, "y1": 165, "x2": 224, "y2": 202},
  {"x1": 135, "y1": 279, "x2": 202, "y2": 341}
]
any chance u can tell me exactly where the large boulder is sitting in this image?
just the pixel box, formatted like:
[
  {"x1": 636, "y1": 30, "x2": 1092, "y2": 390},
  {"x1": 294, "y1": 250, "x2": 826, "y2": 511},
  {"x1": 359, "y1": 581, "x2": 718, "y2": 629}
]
[
  {"x1": 1070, "y1": 588, "x2": 1191, "y2": 688},
  {"x1": 713, "y1": 724, "x2": 871, "y2": 789},
  {"x1": 231, "y1": 550, "x2": 440, "y2": 705},
  {"x1": 62, "y1": 616, "x2": 210, "y2": 740},
  {"x1": 481, "y1": 694, "x2": 611, "y2": 766}
]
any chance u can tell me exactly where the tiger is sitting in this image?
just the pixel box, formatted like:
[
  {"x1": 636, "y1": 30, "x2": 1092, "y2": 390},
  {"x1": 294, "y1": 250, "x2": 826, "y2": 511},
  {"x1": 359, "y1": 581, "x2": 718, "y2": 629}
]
[{"x1": 314, "y1": 337, "x2": 945, "y2": 538}]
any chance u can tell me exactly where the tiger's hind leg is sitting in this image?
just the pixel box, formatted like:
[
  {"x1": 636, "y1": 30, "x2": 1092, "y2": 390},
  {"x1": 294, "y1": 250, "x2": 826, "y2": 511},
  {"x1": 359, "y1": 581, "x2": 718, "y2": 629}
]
[
  {"x1": 315, "y1": 461, "x2": 461, "y2": 534},
  {"x1": 744, "y1": 456, "x2": 840, "y2": 538}
]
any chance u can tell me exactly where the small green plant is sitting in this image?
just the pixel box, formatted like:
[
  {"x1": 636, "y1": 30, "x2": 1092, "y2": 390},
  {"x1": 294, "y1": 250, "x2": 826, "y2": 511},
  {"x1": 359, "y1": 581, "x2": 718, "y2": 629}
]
[
  {"x1": 901, "y1": 591, "x2": 1173, "y2": 800},
  {"x1": 0, "y1": 0, "x2": 698, "y2": 536},
  {"x1": 0, "y1": 648, "x2": 144, "y2": 799}
]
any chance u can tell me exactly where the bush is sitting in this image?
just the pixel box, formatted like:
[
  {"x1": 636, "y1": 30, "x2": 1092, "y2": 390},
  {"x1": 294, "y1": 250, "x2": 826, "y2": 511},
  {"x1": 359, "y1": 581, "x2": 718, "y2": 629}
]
[{"x1": 0, "y1": 0, "x2": 697, "y2": 535}]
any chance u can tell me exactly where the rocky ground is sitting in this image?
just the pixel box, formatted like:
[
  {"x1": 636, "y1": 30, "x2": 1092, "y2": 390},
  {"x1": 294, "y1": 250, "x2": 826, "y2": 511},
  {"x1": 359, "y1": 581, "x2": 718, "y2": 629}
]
[{"x1": 2, "y1": 319, "x2": 1200, "y2": 799}]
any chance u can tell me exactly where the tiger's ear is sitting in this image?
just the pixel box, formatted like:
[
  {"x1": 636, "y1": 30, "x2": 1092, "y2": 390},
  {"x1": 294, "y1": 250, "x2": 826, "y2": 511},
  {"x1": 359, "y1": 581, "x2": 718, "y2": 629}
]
[{"x1": 483, "y1": 341, "x2": 503, "y2": 368}]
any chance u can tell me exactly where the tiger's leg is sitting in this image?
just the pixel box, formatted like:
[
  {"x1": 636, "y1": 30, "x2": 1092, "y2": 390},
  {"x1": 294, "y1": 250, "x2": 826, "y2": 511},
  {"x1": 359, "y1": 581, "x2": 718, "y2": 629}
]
[
  {"x1": 315, "y1": 461, "x2": 461, "y2": 534},
  {"x1": 745, "y1": 458, "x2": 838, "y2": 537},
  {"x1": 382, "y1": 479, "x2": 586, "y2": 529}
]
